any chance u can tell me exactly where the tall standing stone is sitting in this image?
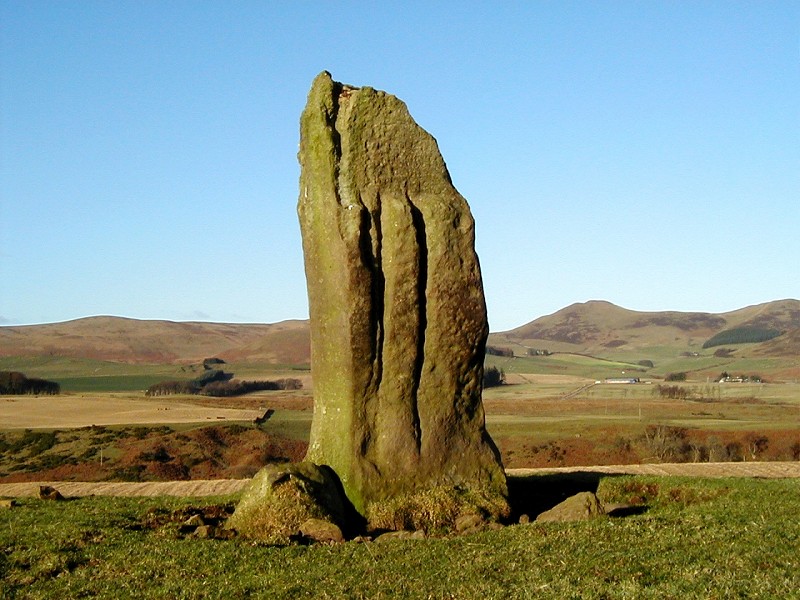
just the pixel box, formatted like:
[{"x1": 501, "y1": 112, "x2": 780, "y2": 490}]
[{"x1": 298, "y1": 72, "x2": 507, "y2": 523}]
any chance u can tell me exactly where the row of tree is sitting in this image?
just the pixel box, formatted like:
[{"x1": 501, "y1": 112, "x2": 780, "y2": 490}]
[
  {"x1": 145, "y1": 365, "x2": 302, "y2": 397},
  {"x1": 0, "y1": 371, "x2": 60, "y2": 395},
  {"x1": 486, "y1": 346, "x2": 514, "y2": 357}
]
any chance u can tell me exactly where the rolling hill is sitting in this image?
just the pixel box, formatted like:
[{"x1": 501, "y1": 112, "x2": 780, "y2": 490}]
[
  {"x1": 490, "y1": 299, "x2": 800, "y2": 357},
  {"x1": 1, "y1": 300, "x2": 797, "y2": 371},
  {"x1": 0, "y1": 317, "x2": 310, "y2": 365}
]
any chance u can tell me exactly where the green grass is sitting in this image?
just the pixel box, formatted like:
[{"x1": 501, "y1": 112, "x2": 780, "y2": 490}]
[
  {"x1": 485, "y1": 353, "x2": 643, "y2": 379},
  {"x1": 1, "y1": 476, "x2": 798, "y2": 598},
  {"x1": 482, "y1": 339, "x2": 798, "y2": 382},
  {"x1": 0, "y1": 357, "x2": 312, "y2": 393},
  {"x1": 0, "y1": 357, "x2": 188, "y2": 392}
]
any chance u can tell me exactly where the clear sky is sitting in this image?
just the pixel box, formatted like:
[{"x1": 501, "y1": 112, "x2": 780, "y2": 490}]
[{"x1": 1, "y1": 2, "x2": 798, "y2": 332}]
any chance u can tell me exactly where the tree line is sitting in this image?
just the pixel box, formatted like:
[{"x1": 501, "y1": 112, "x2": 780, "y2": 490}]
[
  {"x1": 145, "y1": 363, "x2": 302, "y2": 397},
  {"x1": 0, "y1": 371, "x2": 60, "y2": 395}
]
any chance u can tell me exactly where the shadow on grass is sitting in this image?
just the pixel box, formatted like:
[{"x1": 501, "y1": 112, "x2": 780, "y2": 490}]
[{"x1": 506, "y1": 471, "x2": 648, "y2": 521}]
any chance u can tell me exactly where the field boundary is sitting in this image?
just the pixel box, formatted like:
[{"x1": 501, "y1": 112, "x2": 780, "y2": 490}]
[{"x1": 2, "y1": 462, "x2": 799, "y2": 498}]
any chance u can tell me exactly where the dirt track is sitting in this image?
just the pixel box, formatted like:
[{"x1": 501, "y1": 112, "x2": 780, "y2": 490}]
[{"x1": 2, "y1": 462, "x2": 798, "y2": 499}]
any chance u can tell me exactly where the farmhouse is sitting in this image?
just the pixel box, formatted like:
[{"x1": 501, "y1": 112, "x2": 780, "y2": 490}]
[{"x1": 604, "y1": 377, "x2": 640, "y2": 384}]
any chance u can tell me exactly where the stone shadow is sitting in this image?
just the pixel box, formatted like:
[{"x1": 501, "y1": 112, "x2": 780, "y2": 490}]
[{"x1": 506, "y1": 471, "x2": 649, "y2": 521}]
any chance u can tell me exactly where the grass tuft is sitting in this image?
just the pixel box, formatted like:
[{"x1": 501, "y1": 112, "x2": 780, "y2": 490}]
[{"x1": 366, "y1": 484, "x2": 510, "y2": 533}]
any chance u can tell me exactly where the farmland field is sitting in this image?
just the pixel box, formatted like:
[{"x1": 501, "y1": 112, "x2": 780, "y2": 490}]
[{"x1": 2, "y1": 367, "x2": 798, "y2": 483}]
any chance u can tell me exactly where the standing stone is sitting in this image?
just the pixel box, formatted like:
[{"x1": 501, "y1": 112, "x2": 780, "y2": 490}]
[{"x1": 298, "y1": 72, "x2": 508, "y2": 526}]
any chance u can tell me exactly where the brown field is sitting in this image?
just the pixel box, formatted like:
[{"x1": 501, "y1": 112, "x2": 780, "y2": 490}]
[
  {"x1": 2, "y1": 374, "x2": 797, "y2": 487},
  {"x1": 0, "y1": 393, "x2": 264, "y2": 429}
]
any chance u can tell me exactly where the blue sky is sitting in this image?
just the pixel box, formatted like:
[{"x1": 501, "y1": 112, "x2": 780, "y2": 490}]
[{"x1": 1, "y1": 1, "x2": 798, "y2": 331}]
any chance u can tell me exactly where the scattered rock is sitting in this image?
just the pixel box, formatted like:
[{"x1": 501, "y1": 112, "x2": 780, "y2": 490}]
[
  {"x1": 455, "y1": 513, "x2": 485, "y2": 533},
  {"x1": 184, "y1": 514, "x2": 206, "y2": 528},
  {"x1": 38, "y1": 485, "x2": 64, "y2": 501},
  {"x1": 299, "y1": 518, "x2": 344, "y2": 544},
  {"x1": 518, "y1": 514, "x2": 530, "y2": 524},
  {"x1": 1, "y1": 498, "x2": 17, "y2": 509},
  {"x1": 374, "y1": 530, "x2": 426, "y2": 543},
  {"x1": 535, "y1": 492, "x2": 606, "y2": 523},
  {"x1": 193, "y1": 525, "x2": 215, "y2": 538},
  {"x1": 140, "y1": 503, "x2": 235, "y2": 539}
]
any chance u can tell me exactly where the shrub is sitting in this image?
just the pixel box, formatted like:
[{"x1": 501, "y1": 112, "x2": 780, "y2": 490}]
[
  {"x1": 657, "y1": 385, "x2": 690, "y2": 400},
  {"x1": 201, "y1": 379, "x2": 303, "y2": 397},
  {"x1": 665, "y1": 372, "x2": 687, "y2": 382},
  {"x1": 483, "y1": 366, "x2": 505, "y2": 388},
  {"x1": 644, "y1": 425, "x2": 690, "y2": 462},
  {"x1": 486, "y1": 346, "x2": 514, "y2": 357},
  {"x1": 202, "y1": 357, "x2": 226, "y2": 369},
  {"x1": 145, "y1": 380, "x2": 199, "y2": 396},
  {"x1": 146, "y1": 371, "x2": 302, "y2": 397}
]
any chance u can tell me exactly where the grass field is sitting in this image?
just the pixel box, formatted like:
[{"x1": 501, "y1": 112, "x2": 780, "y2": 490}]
[
  {"x1": 0, "y1": 357, "x2": 311, "y2": 393},
  {"x1": 2, "y1": 352, "x2": 798, "y2": 475},
  {"x1": 483, "y1": 379, "x2": 800, "y2": 467},
  {"x1": 1, "y1": 475, "x2": 798, "y2": 598},
  {"x1": 485, "y1": 343, "x2": 800, "y2": 383},
  {"x1": 1, "y1": 375, "x2": 798, "y2": 476}
]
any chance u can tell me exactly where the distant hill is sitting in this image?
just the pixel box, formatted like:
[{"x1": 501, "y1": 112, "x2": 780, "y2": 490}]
[
  {"x1": 491, "y1": 299, "x2": 800, "y2": 356},
  {"x1": 0, "y1": 317, "x2": 310, "y2": 365},
  {"x1": 752, "y1": 327, "x2": 800, "y2": 357},
  {"x1": 2, "y1": 299, "x2": 798, "y2": 366}
]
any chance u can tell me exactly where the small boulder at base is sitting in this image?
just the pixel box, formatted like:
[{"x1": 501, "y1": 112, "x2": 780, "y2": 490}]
[
  {"x1": 228, "y1": 462, "x2": 352, "y2": 543},
  {"x1": 535, "y1": 492, "x2": 606, "y2": 523},
  {"x1": 299, "y1": 518, "x2": 345, "y2": 544}
]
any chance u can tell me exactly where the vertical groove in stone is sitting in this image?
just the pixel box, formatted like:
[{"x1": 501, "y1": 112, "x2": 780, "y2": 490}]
[
  {"x1": 363, "y1": 193, "x2": 384, "y2": 447},
  {"x1": 408, "y1": 199, "x2": 426, "y2": 453}
]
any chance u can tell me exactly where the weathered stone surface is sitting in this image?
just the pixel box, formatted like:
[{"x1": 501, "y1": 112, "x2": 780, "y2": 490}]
[
  {"x1": 299, "y1": 518, "x2": 345, "y2": 544},
  {"x1": 455, "y1": 513, "x2": 486, "y2": 534},
  {"x1": 297, "y1": 71, "x2": 508, "y2": 523},
  {"x1": 535, "y1": 492, "x2": 606, "y2": 523},
  {"x1": 228, "y1": 462, "x2": 348, "y2": 542}
]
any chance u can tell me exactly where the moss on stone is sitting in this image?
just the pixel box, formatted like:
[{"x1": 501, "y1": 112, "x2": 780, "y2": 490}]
[{"x1": 228, "y1": 462, "x2": 347, "y2": 543}]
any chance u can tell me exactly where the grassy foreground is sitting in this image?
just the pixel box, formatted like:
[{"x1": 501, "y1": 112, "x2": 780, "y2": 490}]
[{"x1": 2, "y1": 475, "x2": 799, "y2": 599}]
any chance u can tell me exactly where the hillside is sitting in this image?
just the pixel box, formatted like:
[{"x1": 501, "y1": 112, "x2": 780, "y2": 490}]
[
  {"x1": 0, "y1": 316, "x2": 310, "y2": 365},
  {"x1": 2, "y1": 299, "x2": 798, "y2": 369},
  {"x1": 752, "y1": 327, "x2": 800, "y2": 357},
  {"x1": 492, "y1": 299, "x2": 800, "y2": 356}
]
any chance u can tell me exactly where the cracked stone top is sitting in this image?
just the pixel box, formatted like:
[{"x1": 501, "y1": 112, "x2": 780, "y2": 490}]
[{"x1": 297, "y1": 71, "x2": 507, "y2": 518}]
